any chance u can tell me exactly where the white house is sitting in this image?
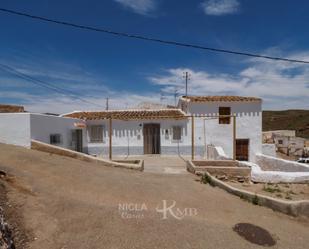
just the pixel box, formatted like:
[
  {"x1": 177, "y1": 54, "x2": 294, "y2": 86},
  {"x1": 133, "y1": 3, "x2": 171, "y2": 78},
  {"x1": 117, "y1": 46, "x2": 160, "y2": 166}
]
[
  {"x1": 62, "y1": 109, "x2": 190, "y2": 157},
  {"x1": 0, "y1": 95, "x2": 262, "y2": 163},
  {"x1": 62, "y1": 95, "x2": 262, "y2": 162},
  {"x1": 0, "y1": 113, "x2": 88, "y2": 152}
]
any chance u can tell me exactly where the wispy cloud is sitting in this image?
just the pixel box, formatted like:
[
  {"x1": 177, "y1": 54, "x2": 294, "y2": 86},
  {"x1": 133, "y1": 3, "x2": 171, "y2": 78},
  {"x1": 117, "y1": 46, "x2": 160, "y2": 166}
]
[
  {"x1": 1, "y1": 48, "x2": 308, "y2": 113},
  {"x1": 0, "y1": 56, "x2": 164, "y2": 113},
  {"x1": 113, "y1": 0, "x2": 156, "y2": 15},
  {"x1": 149, "y1": 51, "x2": 309, "y2": 110},
  {"x1": 201, "y1": 0, "x2": 240, "y2": 16}
]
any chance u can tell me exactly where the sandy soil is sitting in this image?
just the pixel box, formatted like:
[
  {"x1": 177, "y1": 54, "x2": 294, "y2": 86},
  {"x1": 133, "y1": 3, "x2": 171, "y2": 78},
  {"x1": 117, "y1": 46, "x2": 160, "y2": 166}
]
[
  {"x1": 0, "y1": 143, "x2": 308, "y2": 249},
  {"x1": 229, "y1": 182, "x2": 309, "y2": 201}
]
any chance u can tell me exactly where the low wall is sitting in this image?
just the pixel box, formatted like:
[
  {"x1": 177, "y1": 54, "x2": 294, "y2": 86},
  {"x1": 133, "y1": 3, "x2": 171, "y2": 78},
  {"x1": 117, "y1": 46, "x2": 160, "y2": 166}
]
[
  {"x1": 256, "y1": 154, "x2": 309, "y2": 172},
  {"x1": 239, "y1": 161, "x2": 309, "y2": 183},
  {"x1": 192, "y1": 160, "x2": 238, "y2": 167},
  {"x1": 187, "y1": 160, "x2": 251, "y2": 182},
  {"x1": 200, "y1": 170, "x2": 309, "y2": 218},
  {"x1": 31, "y1": 140, "x2": 144, "y2": 171},
  {"x1": 206, "y1": 145, "x2": 230, "y2": 160},
  {"x1": 262, "y1": 144, "x2": 276, "y2": 157}
]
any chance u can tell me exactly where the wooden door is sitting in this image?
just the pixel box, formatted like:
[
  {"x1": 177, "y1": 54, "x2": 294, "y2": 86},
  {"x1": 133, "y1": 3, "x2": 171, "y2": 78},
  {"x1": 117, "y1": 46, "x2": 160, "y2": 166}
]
[
  {"x1": 143, "y1": 124, "x2": 161, "y2": 154},
  {"x1": 236, "y1": 139, "x2": 249, "y2": 161},
  {"x1": 72, "y1": 129, "x2": 83, "y2": 152}
]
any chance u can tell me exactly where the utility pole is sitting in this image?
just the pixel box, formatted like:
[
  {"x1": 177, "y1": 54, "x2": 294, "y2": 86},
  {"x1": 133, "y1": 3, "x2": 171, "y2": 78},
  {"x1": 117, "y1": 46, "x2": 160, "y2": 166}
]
[
  {"x1": 183, "y1": 71, "x2": 190, "y2": 97},
  {"x1": 174, "y1": 88, "x2": 179, "y2": 107},
  {"x1": 106, "y1": 97, "x2": 109, "y2": 111}
]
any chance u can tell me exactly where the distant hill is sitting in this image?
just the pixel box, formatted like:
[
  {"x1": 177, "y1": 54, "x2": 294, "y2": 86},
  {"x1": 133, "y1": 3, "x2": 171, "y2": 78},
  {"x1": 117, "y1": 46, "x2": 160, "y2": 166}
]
[
  {"x1": 0, "y1": 104, "x2": 24, "y2": 113},
  {"x1": 263, "y1": 110, "x2": 309, "y2": 139}
]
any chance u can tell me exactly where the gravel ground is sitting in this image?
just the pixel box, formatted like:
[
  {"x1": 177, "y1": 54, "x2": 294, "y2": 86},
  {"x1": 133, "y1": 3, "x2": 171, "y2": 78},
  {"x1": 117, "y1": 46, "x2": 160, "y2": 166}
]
[{"x1": 0, "y1": 143, "x2": 308, "y2": 249}]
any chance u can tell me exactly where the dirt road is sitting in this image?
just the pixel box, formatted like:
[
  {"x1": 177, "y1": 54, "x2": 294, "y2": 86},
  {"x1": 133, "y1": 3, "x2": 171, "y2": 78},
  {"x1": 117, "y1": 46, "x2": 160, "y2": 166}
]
[{"x1": 0, "y1": 143, "x2": 308, "y2": 249}]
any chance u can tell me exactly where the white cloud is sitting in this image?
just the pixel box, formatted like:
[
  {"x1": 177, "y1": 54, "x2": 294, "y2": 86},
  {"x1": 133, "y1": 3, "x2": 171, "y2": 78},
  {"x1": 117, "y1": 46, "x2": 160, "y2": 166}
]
[
  {"x1": 201, "y1": 0, "x2": 240, "y2": 16},
  {"x1": 1, "y1": 49, "x2": 309, "y2": 113},
  {"x1": 149, "y1": 53, "x2": 309, "y2": 110},
  {"x1": 114, "y1": 0, "x2": 156, "y2": 15}
]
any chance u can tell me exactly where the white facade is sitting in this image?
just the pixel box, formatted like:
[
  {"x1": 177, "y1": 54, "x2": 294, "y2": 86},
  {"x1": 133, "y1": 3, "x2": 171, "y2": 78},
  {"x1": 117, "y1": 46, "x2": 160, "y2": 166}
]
[
  {"x1": 86, "y1": 119, "x2": 190, "y2": 157},
  {"x1": 84, "y1": 98, "x2": 262, "y2": 162},
  {"x1": 179, "y1": 99, "x2": 262, "y2": 162},
  {"x1": 0, "y1": 113, "x2": 31, "y2": 147},
  {"x1": 0, "y1": 96, "x2": 263, "y2": 163},
  {"x1": 0, "y1": 113, "x2": 87, "y2": 151}
]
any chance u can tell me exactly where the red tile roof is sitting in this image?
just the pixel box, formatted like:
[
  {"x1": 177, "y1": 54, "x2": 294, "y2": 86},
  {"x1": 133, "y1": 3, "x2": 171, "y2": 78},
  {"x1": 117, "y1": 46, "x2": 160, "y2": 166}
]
[
  {"x1": 0, "y1": 104, "x2": 25, "y2": 113},
  {"x1": 63, "y1": 109, "x2": 187, "y2": 120},
  {"x1": 181, "y1": 96, "x2": 262, "y2": 102}
]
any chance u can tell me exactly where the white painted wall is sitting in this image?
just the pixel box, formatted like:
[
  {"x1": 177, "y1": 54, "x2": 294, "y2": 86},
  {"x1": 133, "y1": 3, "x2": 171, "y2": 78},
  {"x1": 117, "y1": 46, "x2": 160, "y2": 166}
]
[
  {"x1": 0, "y1": 113, "x2": 31, "y2": 147},
  {"x1": 206, "y1": 145, "x2": 230, "y2": 160},
  {"x1": 256, "y1": 154, "x2": 309, "y2": 172},
  {"x1": 239, "y1": 161, "x2": 309, "y2": 183},
  {"x1": 182, "y1": 101, "x2": 262, "y2": 162},
  {"x1": 86, "y1": 119, "x2": 191, "y2": 157},
  {"x1": 30, "y1": 114, "x2": 87, "y2": 151},
  {"x1": 262, "y1": 144, "x2": 276, "y2": 157}
]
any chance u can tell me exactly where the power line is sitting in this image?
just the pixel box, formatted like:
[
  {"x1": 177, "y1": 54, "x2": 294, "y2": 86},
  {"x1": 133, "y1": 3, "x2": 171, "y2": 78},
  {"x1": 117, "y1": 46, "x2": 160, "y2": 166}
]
[
  {"x1": 0, "y1": 7, "x2": 309, "y2": 64},
  {"x1": 0, "y1": 63, "x2": 105, "y2": 108}
]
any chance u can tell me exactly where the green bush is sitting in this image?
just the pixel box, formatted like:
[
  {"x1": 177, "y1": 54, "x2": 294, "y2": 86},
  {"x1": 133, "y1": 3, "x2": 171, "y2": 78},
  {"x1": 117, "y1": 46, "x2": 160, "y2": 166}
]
[{"x1": 262, "y1": 184, "x2": 281, "y2": 193}]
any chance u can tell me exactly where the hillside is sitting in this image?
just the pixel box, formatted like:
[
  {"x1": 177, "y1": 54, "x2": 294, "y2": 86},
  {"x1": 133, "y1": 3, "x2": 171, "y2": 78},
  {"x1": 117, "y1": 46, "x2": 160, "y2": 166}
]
[{"x1": 263, "y1": 110, "x2": 309, "y2": 139}]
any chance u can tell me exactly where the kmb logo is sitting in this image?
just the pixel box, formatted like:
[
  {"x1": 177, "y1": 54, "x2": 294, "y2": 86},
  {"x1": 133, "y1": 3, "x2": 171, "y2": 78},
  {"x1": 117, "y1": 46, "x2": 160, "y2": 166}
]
[{"x1": 156, "y1": 200, "x2": 198, "y2": 220}]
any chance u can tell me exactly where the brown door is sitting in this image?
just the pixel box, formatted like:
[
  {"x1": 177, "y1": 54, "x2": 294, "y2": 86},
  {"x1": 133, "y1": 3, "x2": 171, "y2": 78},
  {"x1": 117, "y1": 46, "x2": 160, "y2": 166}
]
[
  {"x1": 143, "y1": 124, "x2": 161, "y2": 154},
  {"x1": 236, "y1": 139, "x2": 249, "y2": 161}
]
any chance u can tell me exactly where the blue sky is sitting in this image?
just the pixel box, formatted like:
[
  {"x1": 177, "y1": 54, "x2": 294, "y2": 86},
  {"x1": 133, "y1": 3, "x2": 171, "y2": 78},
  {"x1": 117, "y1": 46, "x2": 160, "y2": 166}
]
[{"x1": 0, "y1": 0, "x2": 309, "y2": 112}]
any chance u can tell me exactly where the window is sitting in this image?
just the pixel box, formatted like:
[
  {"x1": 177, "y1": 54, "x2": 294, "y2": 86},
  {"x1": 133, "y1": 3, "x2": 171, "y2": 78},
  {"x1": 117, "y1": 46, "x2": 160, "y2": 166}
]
[
  {"x1": 172, "y1": 126, "x2": 182, "y2": 140},
  {"x1": 50, "y1": 134, "x2": 62, "y2": 145},
  {"x1": 219, "y1": 107, "x2": 231, "y2": 124},
  {"x1": 89, "y1": 125, "x2": 104, "y2": 143},
  {"x1": 278, "y1": 140, "x2": 283, "y2": 145}
]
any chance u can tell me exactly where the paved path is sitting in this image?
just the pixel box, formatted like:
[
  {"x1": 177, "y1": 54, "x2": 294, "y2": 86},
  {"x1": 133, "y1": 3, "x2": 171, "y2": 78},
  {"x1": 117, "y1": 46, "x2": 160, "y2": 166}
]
[
  {"x1": 0, "y1": 144, "x2": 308, "y2": 249},
  {"x1": 116, "y1": 155, "x2": 189, "y2": 174}
]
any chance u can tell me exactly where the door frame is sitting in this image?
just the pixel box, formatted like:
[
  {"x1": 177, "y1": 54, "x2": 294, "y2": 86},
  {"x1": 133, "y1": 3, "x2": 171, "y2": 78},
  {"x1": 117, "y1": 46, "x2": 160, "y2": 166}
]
[{"x1": 143, "y1": 123, "x2": 161, "y2": 154}]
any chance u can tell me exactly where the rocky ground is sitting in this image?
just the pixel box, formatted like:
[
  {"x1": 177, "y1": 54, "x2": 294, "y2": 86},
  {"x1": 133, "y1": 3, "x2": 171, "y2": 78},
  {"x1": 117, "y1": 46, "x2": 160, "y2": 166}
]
[{"x1": 0, "y1": 173, "x2": 31, "y2": 249}]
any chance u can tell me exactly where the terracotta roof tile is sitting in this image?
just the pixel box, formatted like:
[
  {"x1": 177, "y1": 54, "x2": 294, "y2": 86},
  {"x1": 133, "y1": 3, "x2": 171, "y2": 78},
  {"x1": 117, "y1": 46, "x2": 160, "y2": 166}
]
[
  {"x1": 0, "y1": 104, "x2": 25, "y2": 113},
  {"x1": 181, "y1": 96, "x2": 262, "y2": 102},
  {"x1": 63, "y1": 109, "x2": 187, "y2": 120}
]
